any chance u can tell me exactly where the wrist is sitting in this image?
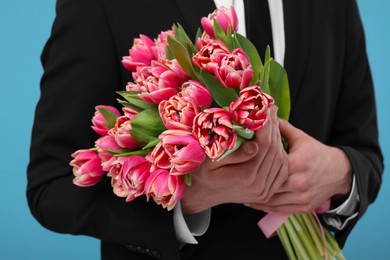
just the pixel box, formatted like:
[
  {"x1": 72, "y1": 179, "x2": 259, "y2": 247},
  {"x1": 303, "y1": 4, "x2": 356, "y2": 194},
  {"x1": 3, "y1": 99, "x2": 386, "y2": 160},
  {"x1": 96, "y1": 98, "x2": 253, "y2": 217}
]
[{"x1": 331, "y1": 147, "x2": 353, "y2": 200}]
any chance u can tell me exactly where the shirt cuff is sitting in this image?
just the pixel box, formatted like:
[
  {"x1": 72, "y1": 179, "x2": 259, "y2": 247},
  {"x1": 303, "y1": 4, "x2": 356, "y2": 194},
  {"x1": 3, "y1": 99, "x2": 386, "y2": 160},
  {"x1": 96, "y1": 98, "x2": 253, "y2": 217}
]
[
  {"x1": 322, "y1": 174, "x2": 359, "y2": 230},
  {"x1": 173, "y1": 202, "x2": 211, "y2": 244}
]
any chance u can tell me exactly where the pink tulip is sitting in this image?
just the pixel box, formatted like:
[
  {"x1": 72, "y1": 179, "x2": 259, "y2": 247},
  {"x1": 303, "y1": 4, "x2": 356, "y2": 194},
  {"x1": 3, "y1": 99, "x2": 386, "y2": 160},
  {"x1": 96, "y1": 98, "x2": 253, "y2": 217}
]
[
  {"x1": 144, "y1": 168, "x2": 185, "y2": 210},
  {"x1": 91, "y1": 105, "x2": 121, "y2": 136},
  {"x1": 70, "y1": 149, "x2": 105, "y2": 187},
  {"x1": 154, "y1": 28, "x2": 175, "y2": 60},
  {"x1": 109, "y1": 116, "x2": 139, "y2": 149},
  {"x1": 95, "y1": 135, "x2": 122, "y2": 162},
  {"x1": 147, "y1": 142, "x2": 171, "y2": 171},
  {"x1": 179, "y1": 80, "x2": 212, "y2": 108},
  {"x1": 214, "y1": 48, "x2": 253, "y2": 89},
  {"x1": 159, "y1": 95, "x2": 200, "y2": 131},
  {"x1": 201, "y1": 6, "x2": 239, "y2": 38},
  {"x1": 193, "y1": 108, "x2": 237, "y2": 159},
  {"x1": 152, "y1": 130, "x2": 206, "y2": 175},
  {"x1": 163, "y1": 133, "x2": 205, "y2": 175},
  {"x1": 122, "y1": 34, "x2": 158, "y2": 72},
  {"x1": 126, "y1": 59, "x2": 189, "y2": 104},
  {"x1": 122, "y1": 107, "x2": 138, "y2": 120},
  {"x1": 230, "y1": 85, "x2": 274, "y2": 131},
  {"x1": 192, "y1": 39, "x2": 230, "y2": 74},
  {"x1": 103, "y1": 156, "x2": 151, "y2": 202}
]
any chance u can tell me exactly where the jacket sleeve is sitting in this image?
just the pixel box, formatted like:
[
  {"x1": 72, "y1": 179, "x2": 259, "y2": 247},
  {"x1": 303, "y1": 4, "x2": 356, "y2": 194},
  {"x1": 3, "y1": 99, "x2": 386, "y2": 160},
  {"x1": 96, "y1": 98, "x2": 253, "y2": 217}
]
[
  {"x1": 26, "y1": 0, "x2": 180, "y2": 258},
  {"x1": 327, "y1": 0, "x2": 384, "y2": 247}
]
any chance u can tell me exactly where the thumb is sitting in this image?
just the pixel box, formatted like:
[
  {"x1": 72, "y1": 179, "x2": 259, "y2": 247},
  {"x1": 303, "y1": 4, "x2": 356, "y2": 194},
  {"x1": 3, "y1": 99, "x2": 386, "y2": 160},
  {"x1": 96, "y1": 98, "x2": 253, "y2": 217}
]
[{"x1": 279, "y1": 119, "x2": 302, "y2": 145}]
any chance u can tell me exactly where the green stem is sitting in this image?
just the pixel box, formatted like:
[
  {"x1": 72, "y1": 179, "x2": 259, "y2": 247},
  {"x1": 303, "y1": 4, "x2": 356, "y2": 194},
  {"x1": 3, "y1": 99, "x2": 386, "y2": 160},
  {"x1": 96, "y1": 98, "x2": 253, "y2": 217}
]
[
  {"x1": 324, "y1": 229, "x2": 342, "y2": 257},
  {"x1": 277, "y1": 224, "x2": 297, "y2": 260},
  {"x1": 301, "y1": 213, "x2": 325, "y2": 256},
  {"x1": 290, "y1": 214, "x2": 321, "y2": 259},
  {"x1": 284, "y1": 218, "x2": 310, "y2": 260},
  {"x1": 307, "y1": 213, "x2": 326, "y2": 247}
]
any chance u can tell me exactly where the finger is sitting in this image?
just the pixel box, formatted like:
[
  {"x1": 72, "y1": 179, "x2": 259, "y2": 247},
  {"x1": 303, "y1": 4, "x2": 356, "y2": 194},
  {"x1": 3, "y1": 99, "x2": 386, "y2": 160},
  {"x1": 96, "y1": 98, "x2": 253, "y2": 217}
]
[
  {"x1": 267, "y1": 155, "x2": 289, "y2": 196},
  {"x1": 209, "y1": 141, "x2": 259, "y2": 169},
  {"x1": 257, "y1": 152, "x2": 282, "y2": 201},
  {"x1": 278, "y1": 119, "x2": 303, "y2": 146},
  {"x1": 252, "y1": 106, "x2": 278, "y2": 168},
  {"x1": 249, "y1": 149, "x2": 278, "y2": 200},
  {"x1": 256, "y1": 107, "x2": 285, "y2": 198},
  {"x1": 248, "y1": 203, "x2": 311, "y2": 214}
]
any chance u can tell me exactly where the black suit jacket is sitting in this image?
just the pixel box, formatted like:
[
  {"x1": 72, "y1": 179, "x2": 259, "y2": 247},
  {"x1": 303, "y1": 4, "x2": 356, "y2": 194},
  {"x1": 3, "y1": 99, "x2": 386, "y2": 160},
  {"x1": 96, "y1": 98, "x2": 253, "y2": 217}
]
[{"x1": 27, "y1": 0, "x2": 383, "y2": 259}]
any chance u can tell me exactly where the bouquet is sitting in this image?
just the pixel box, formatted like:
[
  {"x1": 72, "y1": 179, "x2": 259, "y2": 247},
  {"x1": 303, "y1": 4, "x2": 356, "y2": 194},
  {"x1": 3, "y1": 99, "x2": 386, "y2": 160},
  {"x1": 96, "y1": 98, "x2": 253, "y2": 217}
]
[{"x1": 70, "y1": 6, "x2": 344, "y2": 260}]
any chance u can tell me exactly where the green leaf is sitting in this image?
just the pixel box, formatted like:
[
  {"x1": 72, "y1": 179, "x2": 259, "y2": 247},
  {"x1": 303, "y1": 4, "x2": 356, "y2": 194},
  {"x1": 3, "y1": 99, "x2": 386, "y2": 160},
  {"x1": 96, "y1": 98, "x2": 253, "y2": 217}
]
[
  {"x1": 98, "y1": 107, "x2": 119, "y2": 129},
  {"x1": 216, "y1": 136, "x2": 244, "y2": 162},
  {"x1": 177, "y1": 23, "x2": 197, "y2": 54},
  {"x1": 117, "y1": 99, "x2": 143, "y2": 112},
  {"x1": 166, "y1": 45, "x2": 174, "y2": 60},
  {"x1": 234, "y1": 33, "x2": 263, "y2": 84},
  {"x1": 233, "y1": 125, "x2": 255, "y2": 140},
  {"x1": 268, "y1": 59, "x2": 291, "y2": 120},
  {"x1": 183, "y1": 174, "x2": 192, "y2": 187},
  {"x1": 260, "y1": 60, "x2": 271, "y2": 95},
  {"x1": 117, "y1": 91, "x2": 157, "y2": 111},
  {"x1": 200, "y1": 70, "x2": 238, "y2": 107},
  {"x1": 142, "y1": 139, "x2": 160, "y2": 150},
  {"x1": 167, "y1": 36, "x2": 199, "y2": 80},
  {"x1": 114, "y1": 149, "x2": 151, "y2": 157},
  {"x1": 130, "y1": 109, "x2": 166, "y2": 143},
  {"x1": 264, "y1": 45, "x2": 271, "y2": 64},
  {"x1": 213, "y1": 19, "x2": 233, "y2": 50},
  {"x1": 195, "y1": 28, "x2": 202, "y2": 43}
]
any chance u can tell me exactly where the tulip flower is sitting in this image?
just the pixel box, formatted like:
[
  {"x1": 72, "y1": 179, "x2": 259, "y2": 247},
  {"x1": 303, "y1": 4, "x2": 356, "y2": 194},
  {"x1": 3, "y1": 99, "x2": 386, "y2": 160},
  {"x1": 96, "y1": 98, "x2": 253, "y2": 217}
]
[
  {"x1": 159, "y1": 95, "x2": 200, "y2": 131},
  {"x1": 144, "y1": 168, "x2": 185, "y2": 210},
  {"x1": 193, "y1": 108, "x2": 237, "y2": 159},
  {"x1": 126, "y1": 59, "x2": 189, "y2": 104},
  {"x1": 154, "y1": 28, "x2": 175, "y2": 60},
  {"x1": 179, "y1": 80, "x2": 213, "y2": 108},
  {"x1": 148, "y1": 130, "x2": 205, "y2": 175},
  {"x1": 109, "y1": 116, "x2": 139, "y2": 149},
  {"x1": 201, "y1": 6, "x2": 239, "y2": 38},
  {"x1": 122, "y1": 34, "x2": 158, "y2": 72},
  {"x1": 230, "y1": 85, "x2": 274, "y2": 131},
  {"x1": 91, "y1": 105, "x2": 121, "y2": 136},
  {"x1": 95, "y1": 135, "x2": 122, "y2": 162},
  {"x1": 103, "y1": 156, "x2": 151, "y2": 202},
  {"x1": 70, "y1": 149, "x2": 105, "y2": 187},
  {"x1": 214, "y1": 48, "x2": 253, "y2": 89},
  {"x1": 192, "y1": 39, "x2": 230, "y2": 74}
]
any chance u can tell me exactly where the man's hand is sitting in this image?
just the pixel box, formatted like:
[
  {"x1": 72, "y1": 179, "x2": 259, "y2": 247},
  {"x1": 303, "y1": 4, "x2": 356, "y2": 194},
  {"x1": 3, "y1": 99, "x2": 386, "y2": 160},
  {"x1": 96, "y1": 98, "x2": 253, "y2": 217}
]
[
  {"x1": 248, "y1": 119, "x2": 353, "y2": 213},
  {"x1": 181, "y1": 106, "x2": 289, "y2": 214}
]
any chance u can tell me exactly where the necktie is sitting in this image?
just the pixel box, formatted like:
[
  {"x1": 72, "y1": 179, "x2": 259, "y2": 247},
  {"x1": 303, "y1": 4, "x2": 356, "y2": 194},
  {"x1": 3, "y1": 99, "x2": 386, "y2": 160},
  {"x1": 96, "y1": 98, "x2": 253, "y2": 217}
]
[{"x1": 244, "y1": 0, "x2": 274, "y2": 61}]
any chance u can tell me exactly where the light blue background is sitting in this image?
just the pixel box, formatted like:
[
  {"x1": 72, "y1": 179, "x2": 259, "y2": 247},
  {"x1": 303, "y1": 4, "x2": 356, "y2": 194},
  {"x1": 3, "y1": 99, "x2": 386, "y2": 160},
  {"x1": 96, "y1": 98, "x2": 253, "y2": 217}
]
[{"x1": 0, "y1": 0, "x2": 388, "y2": 259}]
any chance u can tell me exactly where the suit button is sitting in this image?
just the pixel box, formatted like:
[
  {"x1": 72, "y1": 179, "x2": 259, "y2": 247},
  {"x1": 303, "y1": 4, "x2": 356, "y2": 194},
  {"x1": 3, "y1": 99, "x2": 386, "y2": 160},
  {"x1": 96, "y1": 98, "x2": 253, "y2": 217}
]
[
  {"x1": 126, "y1": 244, "x2": 136, "y2": 252},
  {"x1": 144, "y1": 249, "x2": 152, "y2": 256},
  {"x1": 151, "y1": 250, "x2": 161, "y2": 258}
]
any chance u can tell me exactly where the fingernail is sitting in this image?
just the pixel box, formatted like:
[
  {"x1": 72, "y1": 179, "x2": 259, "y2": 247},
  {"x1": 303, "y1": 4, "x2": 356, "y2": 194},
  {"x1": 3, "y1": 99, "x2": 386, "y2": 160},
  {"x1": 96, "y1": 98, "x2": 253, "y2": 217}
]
[{"x1": 243, "y1": 142, "x2": 256, "y2": 154}]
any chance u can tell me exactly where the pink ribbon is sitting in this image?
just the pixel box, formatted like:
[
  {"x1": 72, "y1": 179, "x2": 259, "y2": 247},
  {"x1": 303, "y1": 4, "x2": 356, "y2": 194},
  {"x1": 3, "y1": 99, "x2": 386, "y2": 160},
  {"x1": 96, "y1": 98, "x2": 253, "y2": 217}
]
[
  {"x1": 258, "y1": 200, "x2": 330, "y2": 238},
  {"x1": 258, "y1": 200, "x2": 331, "y2": 258}
]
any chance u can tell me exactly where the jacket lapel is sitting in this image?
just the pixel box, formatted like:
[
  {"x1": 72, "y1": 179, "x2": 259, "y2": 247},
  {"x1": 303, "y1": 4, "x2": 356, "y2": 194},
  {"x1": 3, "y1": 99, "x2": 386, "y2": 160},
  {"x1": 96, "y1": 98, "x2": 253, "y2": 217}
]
[
  {"x1": 173, "y1": 0, "x2": 216, "y2": 38},
  {"x1": 283, "y1": 0, "x2": 311, "y2": 108}
]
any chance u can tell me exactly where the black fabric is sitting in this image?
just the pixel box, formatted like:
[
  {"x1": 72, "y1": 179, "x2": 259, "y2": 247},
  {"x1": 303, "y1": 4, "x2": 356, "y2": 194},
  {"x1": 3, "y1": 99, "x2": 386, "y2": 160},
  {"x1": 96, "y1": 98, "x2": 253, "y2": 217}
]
[
  {"x1": 183, "y1": 205, "x2": 287, "y2": 259},
  {"x1": 244, "y1": 0, "x2": 273, "y2": 60},
  {"x1": 27, "y1": 0, "x2": 383, "y2": 259}
]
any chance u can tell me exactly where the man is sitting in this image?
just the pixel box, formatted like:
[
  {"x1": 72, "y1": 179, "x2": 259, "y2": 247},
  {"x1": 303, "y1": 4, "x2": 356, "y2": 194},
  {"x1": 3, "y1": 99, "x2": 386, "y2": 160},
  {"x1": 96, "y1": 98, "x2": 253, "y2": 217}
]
[{"x1": 27, "y1": 0, "x2": 383, "y2": 259}]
